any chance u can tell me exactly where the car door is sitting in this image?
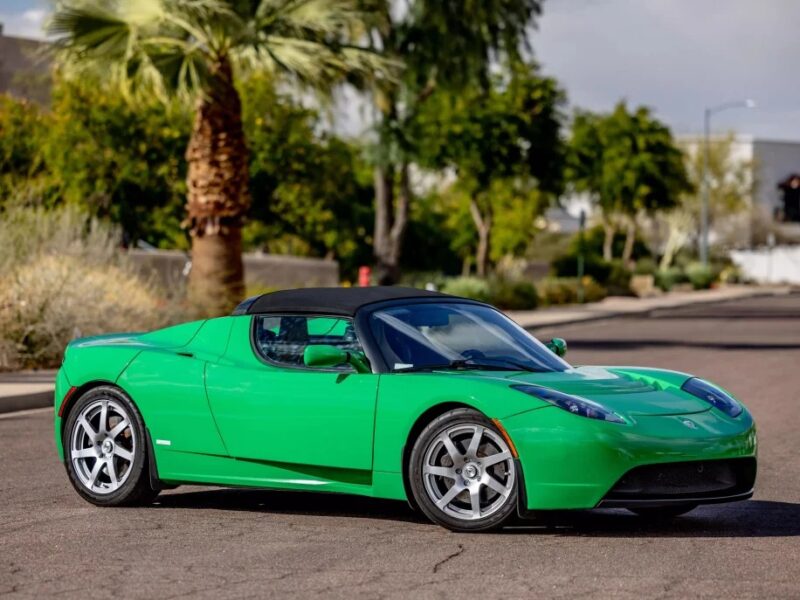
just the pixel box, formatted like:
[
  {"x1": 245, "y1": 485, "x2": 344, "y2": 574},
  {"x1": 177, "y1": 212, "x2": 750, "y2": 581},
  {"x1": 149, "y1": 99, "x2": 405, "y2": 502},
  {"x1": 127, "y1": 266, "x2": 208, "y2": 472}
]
[{"x1": 205, "y1": 314, "x2": 378, "y2": 472}]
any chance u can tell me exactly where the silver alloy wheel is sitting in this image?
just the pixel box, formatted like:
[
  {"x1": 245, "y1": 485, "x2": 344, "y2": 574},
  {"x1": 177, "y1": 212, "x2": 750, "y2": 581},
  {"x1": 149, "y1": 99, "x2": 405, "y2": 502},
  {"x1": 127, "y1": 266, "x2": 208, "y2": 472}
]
[
  {"x1": 70, "y1": 398, "x2": 136, "y2": 495},
  {"x1": 422, "y1": 424, "x2": 515, "y2": 521}
]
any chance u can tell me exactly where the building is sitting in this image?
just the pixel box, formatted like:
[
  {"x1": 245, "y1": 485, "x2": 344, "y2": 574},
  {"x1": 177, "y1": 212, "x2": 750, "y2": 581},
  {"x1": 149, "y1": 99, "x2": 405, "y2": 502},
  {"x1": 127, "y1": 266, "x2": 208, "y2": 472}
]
[
  {"x1": 0, "y1": 24, "x2": 51, "y2": 104},
  {"x1": 677, "y1": 135, "x2": 800, "y2": 247}
]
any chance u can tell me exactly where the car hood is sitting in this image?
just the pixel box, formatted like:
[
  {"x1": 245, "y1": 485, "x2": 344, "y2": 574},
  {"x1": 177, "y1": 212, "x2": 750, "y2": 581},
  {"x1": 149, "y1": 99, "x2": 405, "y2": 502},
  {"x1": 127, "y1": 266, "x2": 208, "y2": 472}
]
[{"x1": 491, "y1": 366, "x2": 709, "y2": 417}]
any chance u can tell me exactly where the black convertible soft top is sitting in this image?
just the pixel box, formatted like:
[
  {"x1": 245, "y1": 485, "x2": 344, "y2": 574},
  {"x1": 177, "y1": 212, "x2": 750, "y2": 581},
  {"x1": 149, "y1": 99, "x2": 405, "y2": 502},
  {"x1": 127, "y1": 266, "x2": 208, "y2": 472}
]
[{"x1": 234, "y1": 286, "x2": 453, "y2": 317}]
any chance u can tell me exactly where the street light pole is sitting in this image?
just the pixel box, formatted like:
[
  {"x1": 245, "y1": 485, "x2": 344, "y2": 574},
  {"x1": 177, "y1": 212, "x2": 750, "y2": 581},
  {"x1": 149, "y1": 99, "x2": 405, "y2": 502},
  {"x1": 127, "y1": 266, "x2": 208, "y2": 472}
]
[
  {"x1": 700, "y1": 99, "x2": 756, "y2": 265},
  {"x1": 700, "y1": 108, "x2": 711, "y2": 265}
]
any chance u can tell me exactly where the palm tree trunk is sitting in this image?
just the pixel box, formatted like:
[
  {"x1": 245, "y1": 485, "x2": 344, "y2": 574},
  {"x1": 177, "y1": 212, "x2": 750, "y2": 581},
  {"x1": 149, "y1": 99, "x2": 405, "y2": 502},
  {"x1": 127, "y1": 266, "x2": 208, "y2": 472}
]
[{"x1": 185, "y1": 58, "x2": 250, "y2": 316}]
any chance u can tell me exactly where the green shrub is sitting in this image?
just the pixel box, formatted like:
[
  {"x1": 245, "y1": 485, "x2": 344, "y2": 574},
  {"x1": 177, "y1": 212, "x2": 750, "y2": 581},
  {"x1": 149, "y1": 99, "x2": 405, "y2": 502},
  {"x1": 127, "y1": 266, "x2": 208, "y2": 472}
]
[
  {"x1": 655, "y1": 267, "x2": 686, "y2": 291},
  {"x1": 538, "y1": 277, "x2": 607, "y2": 306},
  {"x1": 489, "y1": 278, "x2": 538, "y2": 310},
  {"x1": 605, "y1": 260, "x2": 633, "y2": 296},
  {"x1": 634, "y1": 257, "x2": 658, "y2": 275},
  {"x1": 400, "y1": 271, "x2": 451, "y2": 291},
  {"x1": 719, "y1": 264, "x2": 742, "y2": 284},
  {"x1": 440, "y1": 276, "x2": 492, "y2": 303},
  {"x1": 551, "y1": 252, "x2": 612, "y2": 283},
  {"x1": 685, "y1": 261, "x2": 716, "y2": 290}
]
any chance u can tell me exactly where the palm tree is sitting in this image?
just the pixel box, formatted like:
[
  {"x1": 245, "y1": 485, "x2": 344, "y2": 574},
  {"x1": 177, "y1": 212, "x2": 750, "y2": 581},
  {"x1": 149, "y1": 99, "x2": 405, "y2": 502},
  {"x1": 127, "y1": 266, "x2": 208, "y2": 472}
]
[{"x1": 49, "y1": 0, "x2": 393, "y2": 315}]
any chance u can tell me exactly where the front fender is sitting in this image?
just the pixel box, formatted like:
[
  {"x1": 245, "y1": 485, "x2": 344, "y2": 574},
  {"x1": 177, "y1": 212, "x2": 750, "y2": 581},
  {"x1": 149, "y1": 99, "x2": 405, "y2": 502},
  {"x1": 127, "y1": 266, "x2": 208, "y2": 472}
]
[{"x1": 371, "y1": 373, "x2": 548, "y2": 476}]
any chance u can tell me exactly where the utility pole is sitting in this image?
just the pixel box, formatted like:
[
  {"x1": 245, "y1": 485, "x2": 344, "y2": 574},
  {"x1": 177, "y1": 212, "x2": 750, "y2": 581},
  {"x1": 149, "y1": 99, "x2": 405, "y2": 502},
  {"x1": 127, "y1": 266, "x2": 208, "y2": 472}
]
[{"x1": 700, "y1": 99, "x2": 756, "y2": 265}]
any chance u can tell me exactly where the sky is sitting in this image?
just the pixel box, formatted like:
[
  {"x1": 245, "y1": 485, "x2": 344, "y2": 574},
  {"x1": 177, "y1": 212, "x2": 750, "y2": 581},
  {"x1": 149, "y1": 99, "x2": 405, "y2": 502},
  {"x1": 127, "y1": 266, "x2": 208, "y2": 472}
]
[{"x1": 1, "y1": 0, "x2": 798, "y2": 140}]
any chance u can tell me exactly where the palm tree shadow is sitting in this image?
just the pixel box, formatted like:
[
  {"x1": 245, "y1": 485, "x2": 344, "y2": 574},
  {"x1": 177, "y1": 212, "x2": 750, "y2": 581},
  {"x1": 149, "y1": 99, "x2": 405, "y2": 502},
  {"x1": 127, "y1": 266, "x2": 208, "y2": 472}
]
[{"x1": 153, "y1": 488, "x2": 800, "y2": 537}]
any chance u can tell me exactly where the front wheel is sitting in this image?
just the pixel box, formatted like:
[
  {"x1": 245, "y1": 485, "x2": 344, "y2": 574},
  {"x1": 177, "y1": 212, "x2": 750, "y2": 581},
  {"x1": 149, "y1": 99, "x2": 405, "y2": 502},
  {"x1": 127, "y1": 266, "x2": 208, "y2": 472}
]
[
  {"x1": 409, "y1": 408, "x2": 518, "y2": 532},
  {"x1": 63, "y1": 386, "x2": 158, "y2": 506}
]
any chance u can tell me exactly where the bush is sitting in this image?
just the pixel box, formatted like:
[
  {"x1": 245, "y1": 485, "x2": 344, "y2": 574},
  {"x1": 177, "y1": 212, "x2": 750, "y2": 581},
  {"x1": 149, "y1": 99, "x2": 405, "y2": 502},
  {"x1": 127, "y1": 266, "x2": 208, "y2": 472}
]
[
  {"x1": 537, "y1": 277, "x2": 607, "y2": 306},
  {"x1": 551, "y1": 252, "x2": 612, "y2": 283},
  {"x1": 489, "y1": 278, "x2": 538, "y2": 310},
  {"x1": 0, "y1": 207, "x2": 177, "y2": 370},
  {"x1": 605, "y1": 259, "x2": 633, "y2": 296},
  {"x1": 719, "y1": 264, "x2": 742, "y2": 284},
  {"x1": 440, "y1": 276, "x2": 492, "y2": 303},
  {"x1": 655, "y1": 267, "x2": 686, "y2": 291},
  {"x1": 634, "y1": 257, "x2": 658, "y2": 275},
  {"x1": 685, "y1": 261, "x2": 716, "y2": 290}
]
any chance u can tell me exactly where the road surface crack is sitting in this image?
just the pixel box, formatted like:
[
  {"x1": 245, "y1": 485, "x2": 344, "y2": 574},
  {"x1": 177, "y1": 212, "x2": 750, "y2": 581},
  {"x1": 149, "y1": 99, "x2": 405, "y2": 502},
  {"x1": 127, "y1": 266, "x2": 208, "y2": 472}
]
[{"x1": 432, "y1": 543, "x2": 464, "y2": 573}]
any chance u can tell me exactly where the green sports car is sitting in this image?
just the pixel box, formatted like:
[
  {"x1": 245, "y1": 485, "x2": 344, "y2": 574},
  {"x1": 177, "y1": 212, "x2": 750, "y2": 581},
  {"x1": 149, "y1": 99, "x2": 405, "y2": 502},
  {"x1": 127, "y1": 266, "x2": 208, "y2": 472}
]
[{"x1": 55, "y1": 287, "x2": 757, "y2": 532}]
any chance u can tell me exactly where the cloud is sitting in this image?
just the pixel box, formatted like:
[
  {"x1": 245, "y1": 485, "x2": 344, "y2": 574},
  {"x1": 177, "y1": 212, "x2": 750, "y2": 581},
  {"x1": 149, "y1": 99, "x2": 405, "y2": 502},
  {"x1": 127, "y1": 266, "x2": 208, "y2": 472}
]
[
  {"x1": 533, "y1": 0, "x2": 800, "y2": 140},
  {"x1": 22, "y1": 9, "x2": 46, "y2": 24},
  {"x1": 1, "y1": 7, "x2": 48, "y2": 39}
]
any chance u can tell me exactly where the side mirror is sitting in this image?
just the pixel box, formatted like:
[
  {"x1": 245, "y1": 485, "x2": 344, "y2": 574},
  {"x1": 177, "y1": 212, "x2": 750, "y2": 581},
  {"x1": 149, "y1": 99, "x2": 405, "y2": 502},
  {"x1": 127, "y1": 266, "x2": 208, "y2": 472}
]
[
  {"x1": 546, "y1": 337, "x2": 567, "y2": 358},
  {"x1": 303, "y1": 344, "x2": 370, "y2": 373}
]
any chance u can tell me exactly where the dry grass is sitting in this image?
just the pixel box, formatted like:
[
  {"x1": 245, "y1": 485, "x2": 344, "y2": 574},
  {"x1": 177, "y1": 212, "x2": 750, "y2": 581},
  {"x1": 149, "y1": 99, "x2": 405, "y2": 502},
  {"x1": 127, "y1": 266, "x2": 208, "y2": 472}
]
[{"x1": 0, "y1": 207, "x2": 177, "y2": 370}]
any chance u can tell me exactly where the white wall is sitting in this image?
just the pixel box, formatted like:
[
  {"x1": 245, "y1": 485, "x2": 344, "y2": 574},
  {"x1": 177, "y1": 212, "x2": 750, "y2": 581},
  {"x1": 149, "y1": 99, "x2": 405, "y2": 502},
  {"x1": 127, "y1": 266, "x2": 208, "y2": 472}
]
[{"x1": 731, "y1": 246, "x2": 800, "y2": 284}]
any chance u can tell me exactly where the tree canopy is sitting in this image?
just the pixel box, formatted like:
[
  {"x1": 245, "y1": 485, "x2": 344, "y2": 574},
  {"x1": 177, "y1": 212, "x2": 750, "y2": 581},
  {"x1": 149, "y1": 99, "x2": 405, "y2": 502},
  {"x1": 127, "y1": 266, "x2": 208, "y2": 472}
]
[
  {"x1": 567, "y1": 102, "x2": 690, "y2": 261},
  {"x1": 413, "y1": 62, "x2": 566, "y2": 274}
]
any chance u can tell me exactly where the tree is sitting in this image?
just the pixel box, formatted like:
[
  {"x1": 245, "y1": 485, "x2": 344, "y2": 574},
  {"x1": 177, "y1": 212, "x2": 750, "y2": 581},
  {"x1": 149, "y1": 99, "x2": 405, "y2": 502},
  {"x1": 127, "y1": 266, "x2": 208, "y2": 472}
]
[
  {"x1": 567, "y1": 102, "x2": 690, "y2": 263},
  {"x1": 660, "y1": 134, "x2": 752, "y2": 268},
  {"x1": 0, "y1": 85, "x2": 190, "y2": 246},
  {"x1": 413, "y1": 63, "x2": 565, "y2": 276},
  {"x1": 43, "y1": 80, "x2": 191, "y2": 248},
  {"x1": 363, "y1": 0, "x2": 544, "y2": 283},
  {"x1": 49, "y1": 0, "x2": 392, "y2": 315},
  {"x1": 240, "y1": 75, "x2": 374, "y2": 280},
  {"x1": 0, "y1": 94, "x2": 49, "y2": 204}
]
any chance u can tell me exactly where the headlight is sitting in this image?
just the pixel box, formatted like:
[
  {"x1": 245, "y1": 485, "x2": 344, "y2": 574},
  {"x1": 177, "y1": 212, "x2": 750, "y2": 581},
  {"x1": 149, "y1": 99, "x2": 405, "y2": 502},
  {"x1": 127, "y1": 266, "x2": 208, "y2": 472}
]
[
  {"x1": 681, "y1": 377, "x2": 742, "y2": 417},
  {"x1": 512, "y1": 384, "x2": 624, "y2": 424}
]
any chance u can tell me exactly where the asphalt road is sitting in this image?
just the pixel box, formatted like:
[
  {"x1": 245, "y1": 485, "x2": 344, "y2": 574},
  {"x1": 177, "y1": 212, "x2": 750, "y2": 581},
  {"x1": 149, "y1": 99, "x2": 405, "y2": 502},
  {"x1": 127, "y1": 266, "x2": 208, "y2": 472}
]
[{"x1": 1, "y1": 294, "x2": 799, "y2": 599}]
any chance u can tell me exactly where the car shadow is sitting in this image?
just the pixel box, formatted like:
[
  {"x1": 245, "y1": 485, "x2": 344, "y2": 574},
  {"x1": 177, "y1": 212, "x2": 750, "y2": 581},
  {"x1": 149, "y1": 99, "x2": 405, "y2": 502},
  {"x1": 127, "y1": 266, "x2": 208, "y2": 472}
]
[
  {"x1": 507, "y1": 501, "x2": 800, "y2": 537},
  {"x1": 153, "y1": 487, "x2": 426, "y2": 524},
  {"x1": 152, "y1": 489, "x2": 800, "y2": 537}
]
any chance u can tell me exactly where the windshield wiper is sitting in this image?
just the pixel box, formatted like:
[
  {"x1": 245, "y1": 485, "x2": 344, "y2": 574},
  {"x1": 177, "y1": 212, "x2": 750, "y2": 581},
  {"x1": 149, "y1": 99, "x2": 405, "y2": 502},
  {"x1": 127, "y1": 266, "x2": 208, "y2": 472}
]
[{"x1": 395, "y1": 357, "x2": 538, "y2": 373}]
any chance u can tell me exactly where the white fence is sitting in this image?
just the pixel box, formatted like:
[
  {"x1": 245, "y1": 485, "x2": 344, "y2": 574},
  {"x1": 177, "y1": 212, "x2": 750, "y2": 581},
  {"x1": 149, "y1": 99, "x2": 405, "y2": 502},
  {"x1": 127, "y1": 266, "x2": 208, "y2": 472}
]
[{"x1": 731, "y1": 246, "x2": 800, "y2": 284}]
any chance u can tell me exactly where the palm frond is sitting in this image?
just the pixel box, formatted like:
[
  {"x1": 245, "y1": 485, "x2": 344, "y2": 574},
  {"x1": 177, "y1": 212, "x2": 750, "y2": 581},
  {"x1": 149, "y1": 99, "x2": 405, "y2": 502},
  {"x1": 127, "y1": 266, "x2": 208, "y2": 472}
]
[
  {"x1": 48, "y1": 2, "x2": 136, "y2": 60},
  {"x1": 50, "y1": 0, "x2": 399, "y2": 103},
  {"x1": 255, "y1": 0, "x2": 362, "y2": 36},
  {"x1": 236, "y1": 35, "x2": 396, "y2": 92}
]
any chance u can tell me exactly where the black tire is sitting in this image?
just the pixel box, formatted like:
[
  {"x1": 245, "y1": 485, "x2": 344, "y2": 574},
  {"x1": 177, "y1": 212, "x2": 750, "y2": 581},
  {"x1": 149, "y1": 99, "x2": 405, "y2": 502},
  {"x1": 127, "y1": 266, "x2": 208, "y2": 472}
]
[
  {"x1": 409, "y1": 408, "x2": 519, "y2": 532},
  {"x1": 628, "y1": 504, "x2": 698, "y2": 520},
  {"x1": 62, "y1": 385, "x2": 159, "y2": 506}
]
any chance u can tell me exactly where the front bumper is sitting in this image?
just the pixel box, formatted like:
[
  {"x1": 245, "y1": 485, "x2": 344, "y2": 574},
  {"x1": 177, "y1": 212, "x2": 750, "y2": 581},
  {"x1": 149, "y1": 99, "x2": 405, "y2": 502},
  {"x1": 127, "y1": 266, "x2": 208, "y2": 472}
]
[{"x1": 501, "y1": 405, "x2": 757, "y2": 511}]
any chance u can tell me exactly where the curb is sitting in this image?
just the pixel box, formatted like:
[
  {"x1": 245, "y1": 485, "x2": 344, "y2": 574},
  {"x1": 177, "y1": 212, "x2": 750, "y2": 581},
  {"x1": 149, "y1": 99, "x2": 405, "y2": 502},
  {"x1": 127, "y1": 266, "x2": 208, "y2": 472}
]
[
  {"x1": 0, "y1": 390, "x2": 54, "y2": 415},
  {"x1": 518, "y1": 288, "x2": 790, "y2": 331}
]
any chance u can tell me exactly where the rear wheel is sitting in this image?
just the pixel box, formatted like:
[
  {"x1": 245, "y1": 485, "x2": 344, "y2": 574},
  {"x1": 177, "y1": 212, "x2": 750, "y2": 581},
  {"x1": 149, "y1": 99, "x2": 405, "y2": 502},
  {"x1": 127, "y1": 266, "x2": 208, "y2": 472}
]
[
  {"x1": 409, "y1": 408, "x2": 518, "y2": 532},
  {"x1": 628, "y1": 504, "x2": 697, "y2": 519},
  {"x1": 63, "y1": 386, "x2": 158, "y2": 506}
]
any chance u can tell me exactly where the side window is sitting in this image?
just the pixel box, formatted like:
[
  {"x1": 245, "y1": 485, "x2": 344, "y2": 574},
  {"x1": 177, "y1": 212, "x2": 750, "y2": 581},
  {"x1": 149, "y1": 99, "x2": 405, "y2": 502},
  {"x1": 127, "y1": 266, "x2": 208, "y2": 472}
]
[{"x1": 254, "y1": 315, "x2": 363, "y2": 370}]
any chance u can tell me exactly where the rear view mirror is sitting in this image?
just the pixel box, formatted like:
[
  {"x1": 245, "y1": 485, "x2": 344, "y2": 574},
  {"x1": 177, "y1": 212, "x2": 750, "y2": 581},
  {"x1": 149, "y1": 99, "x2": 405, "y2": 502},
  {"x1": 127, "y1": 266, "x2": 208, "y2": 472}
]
[
  {"x1": 303, "y1": 344, "x2": 371, "y2": 373},
  {"x1": 546, "y1": 338, "x2": 567, "y2": 358}
]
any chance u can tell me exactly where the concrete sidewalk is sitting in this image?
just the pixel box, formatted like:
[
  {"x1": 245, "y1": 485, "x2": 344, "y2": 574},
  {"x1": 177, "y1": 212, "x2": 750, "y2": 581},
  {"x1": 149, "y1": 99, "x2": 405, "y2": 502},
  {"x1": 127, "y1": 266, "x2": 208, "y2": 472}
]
[
  {"x1": 0, "y1": 285, "x2": 791, "y2": 414},
  {"x1": 507, "y1": 284, "x2": 792, "y2": 329},
  {"x1": 0, "y1": 370, "x2": 56, "y2": 414}
]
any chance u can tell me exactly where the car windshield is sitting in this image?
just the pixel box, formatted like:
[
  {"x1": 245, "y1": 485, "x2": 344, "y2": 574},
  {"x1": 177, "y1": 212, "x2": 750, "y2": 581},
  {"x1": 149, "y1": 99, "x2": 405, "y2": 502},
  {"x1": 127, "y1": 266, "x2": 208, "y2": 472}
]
[{"x1": 369, "y1": 302, "x2": 570, "y2": 373}]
